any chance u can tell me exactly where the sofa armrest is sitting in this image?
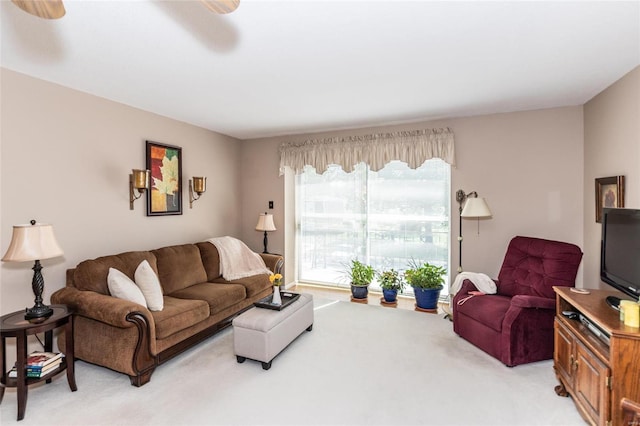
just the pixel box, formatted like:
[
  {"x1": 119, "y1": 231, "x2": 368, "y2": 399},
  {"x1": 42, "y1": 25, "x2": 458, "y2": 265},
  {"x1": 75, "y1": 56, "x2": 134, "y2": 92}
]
[
  {"x1": 510, "y1": 294, "x2": 555, "y2": 310},
  {"x1": 260, "y1": 253, "x2": 284, "y2": 274},
  {"x1": 51, "y1": 287, "x2": 154, "y2": 329}
]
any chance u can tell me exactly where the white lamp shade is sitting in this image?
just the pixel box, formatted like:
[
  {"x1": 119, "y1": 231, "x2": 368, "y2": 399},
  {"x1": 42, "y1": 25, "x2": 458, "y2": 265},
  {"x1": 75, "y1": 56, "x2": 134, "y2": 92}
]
[
  {"x1": 255, "y1": 213, "x2": 276, "y2": 232},
  {"x1": 461, "y1": 198, "x2": 492, "y2": 218},
  {"x1": 1, "y1": 223, "x2": 64, "y2": 262}
]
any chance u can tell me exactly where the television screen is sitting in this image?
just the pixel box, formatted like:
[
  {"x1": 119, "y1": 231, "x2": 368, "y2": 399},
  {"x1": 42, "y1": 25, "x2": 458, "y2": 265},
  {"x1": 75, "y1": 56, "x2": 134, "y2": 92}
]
[{"x1": 600, "y1": 208, "x2": 640, "y2": 304}]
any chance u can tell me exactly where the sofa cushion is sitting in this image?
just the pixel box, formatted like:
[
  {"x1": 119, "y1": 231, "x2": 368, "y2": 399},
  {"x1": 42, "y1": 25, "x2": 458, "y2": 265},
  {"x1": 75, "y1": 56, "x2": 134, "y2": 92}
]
[
  {"x1": 135, "y1": 260, "x2": 164, "y2": 311},
  {"x1": 213, "y1": 274, "x2": 272, "y2": 298},
  {"x1": 152, "y1": 244, "x2": 208, "y2": 294},
  {"x1": 169, "y1": 283, "x2": 246, "y2": 316},
  {"x1": 74, "y1": 251, "x2": 158, "y2": 295},
  {"x1": 107, "y1": 268, "x2": 147, "y2": 307},
  {"x1": 196, "y1": 241, "x2": 221, "y2": 281},
  {"x1": 152, "y1": 296, "x2": 210, "y2": 340}
]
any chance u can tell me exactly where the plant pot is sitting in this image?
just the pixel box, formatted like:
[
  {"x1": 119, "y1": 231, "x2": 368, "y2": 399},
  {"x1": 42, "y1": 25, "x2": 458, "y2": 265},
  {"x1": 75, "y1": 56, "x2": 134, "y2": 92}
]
[
  {"x1": 382, "y1": 288, "x2": 398, "y2": 303},
  {"x1": 413, "y1": 286, "x2": 443, "y2": 310},
  {"x1": 351, "y1": 284, "x2": 369, "y2": 299}
]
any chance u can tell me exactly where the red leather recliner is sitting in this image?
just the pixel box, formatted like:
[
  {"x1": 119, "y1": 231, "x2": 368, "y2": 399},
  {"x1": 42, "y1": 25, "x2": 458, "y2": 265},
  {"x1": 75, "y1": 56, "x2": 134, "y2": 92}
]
[{"x1": 453, "y1": 236, "x2": 583, "y2": 366}]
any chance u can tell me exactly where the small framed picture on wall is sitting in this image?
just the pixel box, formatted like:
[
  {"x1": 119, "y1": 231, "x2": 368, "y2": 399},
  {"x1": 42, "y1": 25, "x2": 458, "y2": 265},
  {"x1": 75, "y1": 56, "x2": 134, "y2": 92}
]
[
  {"x1": 595, "y1": 175, "x2": 624, "y2": 223},
  {"x1": 146, "y1": 141, "x2": 183, "y2": 216}
]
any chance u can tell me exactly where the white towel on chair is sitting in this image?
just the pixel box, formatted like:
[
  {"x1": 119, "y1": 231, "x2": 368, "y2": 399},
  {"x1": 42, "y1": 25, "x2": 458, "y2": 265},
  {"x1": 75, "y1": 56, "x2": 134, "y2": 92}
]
[
  {"x1": 207, "y1": 236, "x2": 271, "y2": 281},
  {"x1": 450, "y1": 272, "x2": 497, "y2": 297}
]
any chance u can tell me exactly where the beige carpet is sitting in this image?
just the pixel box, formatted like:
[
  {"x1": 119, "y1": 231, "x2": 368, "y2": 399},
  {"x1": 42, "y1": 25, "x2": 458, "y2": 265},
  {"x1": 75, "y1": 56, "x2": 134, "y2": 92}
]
[{"x1": 1, "y1": 298, "x2": 585, "y2": 425}]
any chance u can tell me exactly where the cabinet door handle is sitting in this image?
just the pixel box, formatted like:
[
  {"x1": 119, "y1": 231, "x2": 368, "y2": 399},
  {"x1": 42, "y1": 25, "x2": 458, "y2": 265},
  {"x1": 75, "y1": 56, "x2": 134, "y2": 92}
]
[{"x1": 570, "y1": 354, "x2": 574, "y2": 368}]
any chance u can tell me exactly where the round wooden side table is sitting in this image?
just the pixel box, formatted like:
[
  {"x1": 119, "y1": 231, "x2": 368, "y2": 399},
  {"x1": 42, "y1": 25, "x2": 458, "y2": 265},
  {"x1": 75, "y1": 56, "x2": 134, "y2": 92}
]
[{"x1": 0, "y1": 304, "x2": 77, "y2": 421}]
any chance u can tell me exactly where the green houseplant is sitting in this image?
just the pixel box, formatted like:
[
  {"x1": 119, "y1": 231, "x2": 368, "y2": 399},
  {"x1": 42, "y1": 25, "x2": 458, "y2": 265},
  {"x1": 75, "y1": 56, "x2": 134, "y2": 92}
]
[
  {"x1": 377, "y1": 269, "x2": 405, "y2": 303},
  {"x1": 346, "y1": 259, "x2": 375, "y2": 300},
  {"x1": 404, "y1": 259, "x2": 447, "y2": 310}
]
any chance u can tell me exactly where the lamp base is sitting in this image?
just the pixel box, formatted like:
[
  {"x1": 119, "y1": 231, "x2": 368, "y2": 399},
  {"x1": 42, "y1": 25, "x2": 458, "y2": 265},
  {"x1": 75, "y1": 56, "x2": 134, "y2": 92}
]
[
  {"x1": 263, "y1": 230, "x2": 269, "y2": 254},
  {"x1": 25, "y1": 303, "x2": 53, "y2": 323},
  {"x1": 25, "y1": 259, "x2": 54, "y2": 323}
]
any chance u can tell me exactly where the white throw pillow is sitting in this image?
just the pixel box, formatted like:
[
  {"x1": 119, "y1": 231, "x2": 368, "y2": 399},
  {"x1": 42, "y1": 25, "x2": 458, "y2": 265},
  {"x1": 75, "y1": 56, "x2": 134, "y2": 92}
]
[
  {"x1": 107, "y1": 268, "x2": 147, "y2": 307},
  {"x1": 134, "y1": 260, "x2": 164, "y2": 311}
]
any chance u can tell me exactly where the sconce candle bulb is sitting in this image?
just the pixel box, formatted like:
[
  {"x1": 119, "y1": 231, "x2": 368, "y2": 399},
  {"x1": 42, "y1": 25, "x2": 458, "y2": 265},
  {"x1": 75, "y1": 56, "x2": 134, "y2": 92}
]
[
  {"x1": 133, "y1": 169, "x2": 149, "y2": 189},
  {"x1": 189, "y1": 177, "x2": 207, "y2": 208},
  {"x1": 129, "y1": 169, "x2": 150, "y2": 210}
]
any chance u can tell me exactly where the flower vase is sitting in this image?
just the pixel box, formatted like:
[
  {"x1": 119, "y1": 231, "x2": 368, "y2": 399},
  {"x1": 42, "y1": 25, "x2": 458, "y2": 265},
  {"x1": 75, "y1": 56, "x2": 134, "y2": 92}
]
[{"x1": 272, "y1": 286, "x2": 282, "y2": 305}]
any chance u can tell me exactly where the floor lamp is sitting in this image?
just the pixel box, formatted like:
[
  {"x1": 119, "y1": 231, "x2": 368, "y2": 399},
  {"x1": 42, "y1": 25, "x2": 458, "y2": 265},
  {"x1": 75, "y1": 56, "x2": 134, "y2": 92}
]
[
  {"x1": 444, "y1": 191, "x2": 492, "y2": 321},
  {"x1": 456, "y1": 190, "x2": 492, "y2": 273}
]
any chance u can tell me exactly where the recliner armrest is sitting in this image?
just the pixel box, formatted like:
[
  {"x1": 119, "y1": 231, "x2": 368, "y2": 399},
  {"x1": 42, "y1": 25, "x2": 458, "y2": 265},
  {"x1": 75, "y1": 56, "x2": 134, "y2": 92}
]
[
  {"x1": 510, "y1": 294, "x2": 555, "y2": 310},
  {"x1": 457, "y1": 279, "x2": 479, "y2": 295}
]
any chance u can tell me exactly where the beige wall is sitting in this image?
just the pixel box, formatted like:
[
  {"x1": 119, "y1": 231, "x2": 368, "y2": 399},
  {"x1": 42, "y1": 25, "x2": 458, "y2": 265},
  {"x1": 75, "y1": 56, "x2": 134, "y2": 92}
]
[
  {"x1": 0, "y1": 68, "x2": 242, "y2": 316},
  {"x1": 583, "y1": 66, "x2": 640, "y2": 289},
  {"x1": 239, "y1": 136, "x2": 285, "y2": 255},
  {"x1": 241, "y1": 106, "x2": 585, "y2": 286},
  {"x1": 3, "y1": 64, "x2": 634, "y2": 311}
]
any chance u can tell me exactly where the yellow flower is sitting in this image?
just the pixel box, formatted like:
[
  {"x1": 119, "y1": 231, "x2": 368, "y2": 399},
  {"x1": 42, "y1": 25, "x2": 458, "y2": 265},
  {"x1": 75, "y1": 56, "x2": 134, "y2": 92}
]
[{"x1": 269, "y1": 273, "x2": 283, "y2": 286}]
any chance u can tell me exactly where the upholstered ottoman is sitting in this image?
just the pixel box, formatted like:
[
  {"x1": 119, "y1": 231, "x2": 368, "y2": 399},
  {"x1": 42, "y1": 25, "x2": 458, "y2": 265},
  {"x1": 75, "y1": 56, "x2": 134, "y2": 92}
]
[{"x1": 232, "y1": 293, "x2": 313, "y2": 370}]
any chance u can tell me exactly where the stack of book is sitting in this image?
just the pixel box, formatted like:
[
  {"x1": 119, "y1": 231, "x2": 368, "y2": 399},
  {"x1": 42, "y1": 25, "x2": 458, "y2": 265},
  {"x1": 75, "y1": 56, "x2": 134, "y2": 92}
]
[{"x1": 24, "y1": 352, "x2": 64, "y2": 378}]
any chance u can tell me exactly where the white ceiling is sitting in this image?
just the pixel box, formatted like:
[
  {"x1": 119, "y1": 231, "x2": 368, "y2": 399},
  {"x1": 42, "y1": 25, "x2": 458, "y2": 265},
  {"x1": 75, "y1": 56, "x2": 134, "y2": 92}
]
[{"x1": 1, "y1": 1, "x2": 639, "y2": 140}]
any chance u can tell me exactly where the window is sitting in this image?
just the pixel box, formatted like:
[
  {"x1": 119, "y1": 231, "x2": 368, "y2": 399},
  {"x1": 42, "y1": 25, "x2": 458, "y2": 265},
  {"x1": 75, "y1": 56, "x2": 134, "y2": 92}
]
[{"x1": 296, "y1": 159, "x2": 450, "y2": 294}]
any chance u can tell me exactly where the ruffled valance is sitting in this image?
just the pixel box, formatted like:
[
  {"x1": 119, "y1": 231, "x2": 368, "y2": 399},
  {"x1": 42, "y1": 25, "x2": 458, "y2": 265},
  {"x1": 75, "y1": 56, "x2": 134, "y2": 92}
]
[{"x1": 279, "y1": 128, "x2": 455, "y2": 175}]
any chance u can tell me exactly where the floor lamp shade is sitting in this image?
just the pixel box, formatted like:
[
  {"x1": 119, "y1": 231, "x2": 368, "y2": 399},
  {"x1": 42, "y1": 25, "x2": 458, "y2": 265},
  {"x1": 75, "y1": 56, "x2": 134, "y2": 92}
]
[
  {"x1": 461, "y1": 198, "x2": 492, "y2": 218},
  {"x1": 2, "y1": 221, "x2": 64, "y2": 321}
]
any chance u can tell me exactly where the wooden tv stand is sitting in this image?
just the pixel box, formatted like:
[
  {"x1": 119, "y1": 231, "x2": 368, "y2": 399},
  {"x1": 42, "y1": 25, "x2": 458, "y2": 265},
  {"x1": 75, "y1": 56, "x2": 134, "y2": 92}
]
[{"x1": 553, "y1": 286, "x2": 640, "y2": 426}]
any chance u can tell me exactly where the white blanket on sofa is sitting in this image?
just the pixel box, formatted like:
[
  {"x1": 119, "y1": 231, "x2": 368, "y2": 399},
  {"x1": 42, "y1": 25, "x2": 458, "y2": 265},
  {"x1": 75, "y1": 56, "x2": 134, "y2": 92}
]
[{"x1": 207, "y1": 236, "x2": 271, "y2": 281}]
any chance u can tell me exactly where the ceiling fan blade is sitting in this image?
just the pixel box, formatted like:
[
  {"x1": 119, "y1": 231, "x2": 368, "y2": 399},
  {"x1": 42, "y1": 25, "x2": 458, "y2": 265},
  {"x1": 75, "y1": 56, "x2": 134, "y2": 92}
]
[
  {"x1": 200, "y1": 0, "x2": 240, "y2": 14},
  {"x1": 11, "y1": 0, "x2": 66, "y2": 19}
]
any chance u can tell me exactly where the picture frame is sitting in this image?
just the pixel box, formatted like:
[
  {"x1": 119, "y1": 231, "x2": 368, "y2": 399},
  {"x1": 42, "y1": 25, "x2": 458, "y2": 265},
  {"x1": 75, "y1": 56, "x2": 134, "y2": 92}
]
[
  {"x1": 146, "y1": 141, "x2": 183, "y2": 216},
  {"x1": 595, "y1": 175, "x2": 624, "y2": 223}
]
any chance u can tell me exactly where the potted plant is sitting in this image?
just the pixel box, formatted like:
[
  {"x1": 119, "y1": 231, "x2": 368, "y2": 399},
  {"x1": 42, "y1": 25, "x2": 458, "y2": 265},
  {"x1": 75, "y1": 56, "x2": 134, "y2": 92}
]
[
  {"x1": 377, "y1": 269, "x2": 405, "y2": 303},
  {"x1": 345, "y1": 259, "x2": 375, "y2": 300},
  {"x1": 404, "y1": 259, "x2": 447, "y2": 310}
]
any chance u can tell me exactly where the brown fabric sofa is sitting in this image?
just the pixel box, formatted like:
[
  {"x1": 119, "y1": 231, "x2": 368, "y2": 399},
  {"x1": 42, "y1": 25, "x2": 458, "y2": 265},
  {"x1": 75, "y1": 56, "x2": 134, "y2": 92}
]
[{"x1": 51, "y1": 241, "x2": 282, "y2": 386}]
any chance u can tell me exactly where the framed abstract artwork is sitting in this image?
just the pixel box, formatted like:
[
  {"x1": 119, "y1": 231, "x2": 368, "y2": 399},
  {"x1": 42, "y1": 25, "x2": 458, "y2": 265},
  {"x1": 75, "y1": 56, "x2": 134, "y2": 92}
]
[
  {"x1": 146, "y1": 141, "x2": 183, "y2": 216},
  {"x1": 595, "y1": 175, "x2": 624, "y2": 223}
]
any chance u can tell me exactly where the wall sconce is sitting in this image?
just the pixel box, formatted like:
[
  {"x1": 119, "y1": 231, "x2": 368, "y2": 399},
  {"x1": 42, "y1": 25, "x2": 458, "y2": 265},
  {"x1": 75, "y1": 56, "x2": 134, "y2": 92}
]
[
  {"x1": 129, "y1": 169, "x2": 150, "y2": 210},
  {"x1": 1, "y1": 220, "x2": 64, "y2": 322},
  {"x1": 255, "y1": 212, "x2": 276, "y2": 253},
  {"x1": 189, "y1": 177, "x2": 207, "y2": 208},
  {"x1": 456, "y1": 190, "x2": 492, "y2": 272}
]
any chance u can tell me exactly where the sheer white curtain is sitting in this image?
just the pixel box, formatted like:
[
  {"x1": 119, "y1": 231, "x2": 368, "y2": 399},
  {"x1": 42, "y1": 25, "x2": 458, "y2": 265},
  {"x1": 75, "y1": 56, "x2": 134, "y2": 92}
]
[{"x1": 279, "y1": 128, "x2": 455, "y2": 175}]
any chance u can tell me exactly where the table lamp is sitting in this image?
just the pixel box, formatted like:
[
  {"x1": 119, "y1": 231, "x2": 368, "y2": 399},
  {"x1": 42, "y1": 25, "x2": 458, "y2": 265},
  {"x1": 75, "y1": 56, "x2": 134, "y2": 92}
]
[
  {"x1": 255, "y1": 212, "x2": 276, "y2": 254},
  {"x1": 2, "y1": 220, "x2": 64, "y2": 322}
]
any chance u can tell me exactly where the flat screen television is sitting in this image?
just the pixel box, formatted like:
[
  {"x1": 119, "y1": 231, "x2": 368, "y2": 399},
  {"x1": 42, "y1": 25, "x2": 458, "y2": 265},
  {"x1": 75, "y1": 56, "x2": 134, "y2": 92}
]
[{"x1": 600, "y1": 207, "x2": 640, "y2": 309}]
